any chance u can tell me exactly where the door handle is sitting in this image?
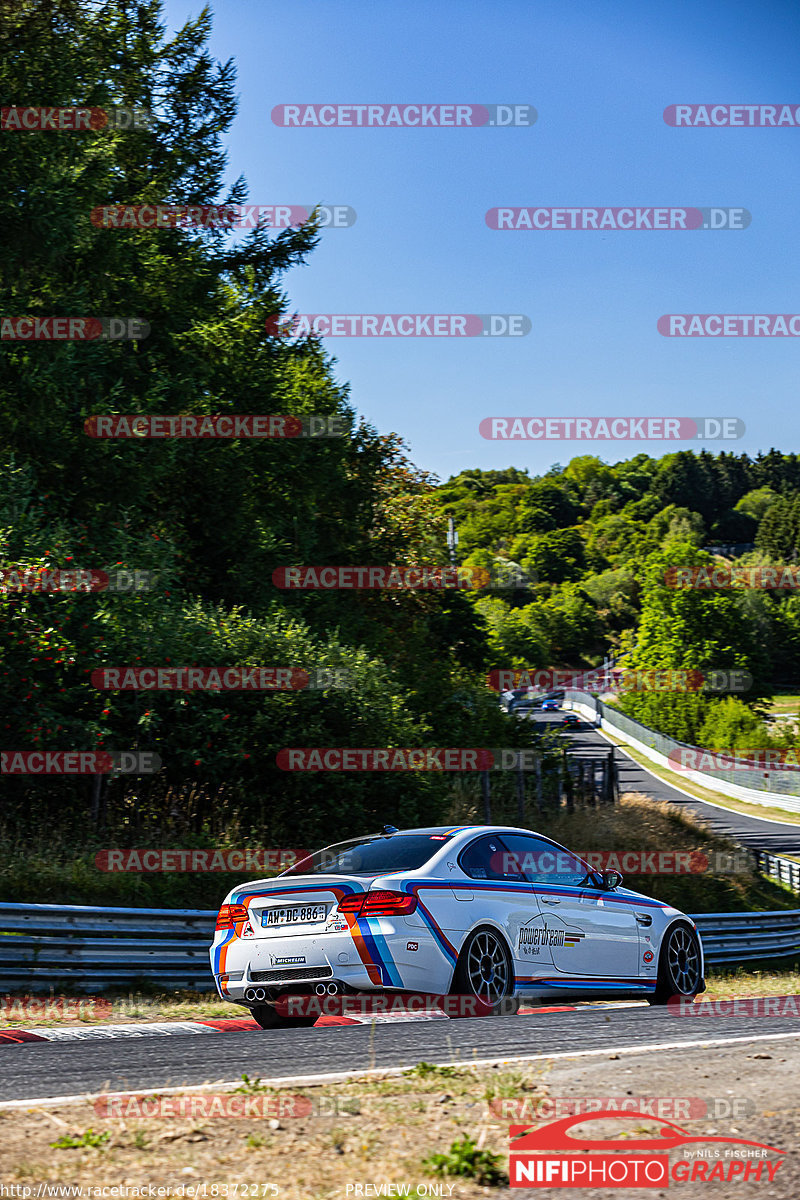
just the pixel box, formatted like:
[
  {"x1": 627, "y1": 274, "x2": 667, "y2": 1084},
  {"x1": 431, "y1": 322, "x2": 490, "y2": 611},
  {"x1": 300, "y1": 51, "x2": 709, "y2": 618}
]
[
  {"x1": 541, "y1": 898, "x2": 561, "y2": 905},
  {"x1": 635, "y1": 913, "x2": 652, "y2": 926}
]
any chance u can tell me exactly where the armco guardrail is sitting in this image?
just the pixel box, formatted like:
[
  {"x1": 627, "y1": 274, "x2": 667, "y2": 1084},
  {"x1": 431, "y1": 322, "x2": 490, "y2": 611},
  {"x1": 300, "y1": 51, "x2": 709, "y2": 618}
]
[
  {"x1": 563, "y1": 690, "x2": 800, "y2": 810},
  {"x1": 0, "y1": 902, "x2": 217, "y2": 991},
  {"x1": 754, "y1": 851, "x2": 800, "y2": 895},
  {"x1": 0, "y1": 902, "x2": 797, "y2": 991},
  {"x1": 693, "y1": 910, "x2": 800, "y2": 964}
]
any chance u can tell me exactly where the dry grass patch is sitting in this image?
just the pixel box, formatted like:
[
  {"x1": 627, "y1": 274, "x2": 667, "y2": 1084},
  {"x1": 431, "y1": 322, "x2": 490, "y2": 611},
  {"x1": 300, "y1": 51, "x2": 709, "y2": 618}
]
[{"x1": 0, "y1": 1064, "x2": 550, "y2": 1197}]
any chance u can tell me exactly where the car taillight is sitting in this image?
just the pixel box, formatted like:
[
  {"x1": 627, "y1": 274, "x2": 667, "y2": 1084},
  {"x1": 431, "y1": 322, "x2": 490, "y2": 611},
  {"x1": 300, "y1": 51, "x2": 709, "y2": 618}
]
[
  {"x1": 338, "y1": 890, "x2": 418, "y2": 917},
  {"x1": 215, "y1": 903, "x2": 248, "y2": 930}
]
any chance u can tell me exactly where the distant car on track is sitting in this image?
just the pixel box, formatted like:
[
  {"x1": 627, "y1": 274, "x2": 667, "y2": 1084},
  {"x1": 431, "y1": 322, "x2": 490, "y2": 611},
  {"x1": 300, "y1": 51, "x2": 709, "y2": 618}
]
[
  {"x1": 542, "y1": 700, "x2": 560, "y2": 711},
  {"x1": 561, "y1": 713, "x2": 581, "y2": 729},
  {"x1": 210, "y1": 824, "x2": 705, "y2": 1028}
]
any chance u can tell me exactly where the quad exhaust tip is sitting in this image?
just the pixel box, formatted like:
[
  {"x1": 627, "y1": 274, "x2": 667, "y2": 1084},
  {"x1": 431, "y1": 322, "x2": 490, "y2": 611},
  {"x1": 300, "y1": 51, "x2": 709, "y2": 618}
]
[{"x1": 246, "y1": 982, "x2": 341, "y2": 1002}]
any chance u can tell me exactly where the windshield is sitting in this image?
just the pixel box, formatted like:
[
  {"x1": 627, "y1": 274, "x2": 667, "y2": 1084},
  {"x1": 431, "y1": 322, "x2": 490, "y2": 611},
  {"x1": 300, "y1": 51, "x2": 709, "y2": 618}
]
[{"x1": 281, "y1": 832, "x2": 453, "y2": 876}]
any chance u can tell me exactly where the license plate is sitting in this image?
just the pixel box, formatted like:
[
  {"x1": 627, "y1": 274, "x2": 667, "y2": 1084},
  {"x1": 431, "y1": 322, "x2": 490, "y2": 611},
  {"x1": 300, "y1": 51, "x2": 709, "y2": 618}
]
[{"x1": 262, "y1": 904, "x2": 327, "y2": 928}]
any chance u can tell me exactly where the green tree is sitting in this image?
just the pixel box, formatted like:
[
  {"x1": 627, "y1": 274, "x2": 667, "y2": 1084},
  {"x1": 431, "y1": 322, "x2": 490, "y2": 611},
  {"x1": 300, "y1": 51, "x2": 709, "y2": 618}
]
[
  {"x1": 522, "y1": 528, "x2": 586, "y2": 584},
  {"x1": 0, "y1": 0, "x2": 505, "y2": 844},
  {"x1": 517, "y1": 479, "x2": 580, "y2": 533}
]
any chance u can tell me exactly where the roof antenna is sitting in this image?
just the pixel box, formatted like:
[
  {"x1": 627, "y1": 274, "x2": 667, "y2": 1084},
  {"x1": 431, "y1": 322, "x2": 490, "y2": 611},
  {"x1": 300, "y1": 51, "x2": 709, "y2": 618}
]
[{"x1": 381, "y1": 824, "x2": 399, "y2": 835}]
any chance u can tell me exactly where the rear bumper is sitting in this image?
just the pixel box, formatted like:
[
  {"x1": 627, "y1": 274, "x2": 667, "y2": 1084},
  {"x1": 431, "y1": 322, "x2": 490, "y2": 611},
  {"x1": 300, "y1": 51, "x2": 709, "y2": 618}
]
[
  {"x1": 209, "y1": 923, "x2": 451, "y2": 1002},
  {"x1": 212, "y1": 941, "x2": 380, "y2": 1001}
]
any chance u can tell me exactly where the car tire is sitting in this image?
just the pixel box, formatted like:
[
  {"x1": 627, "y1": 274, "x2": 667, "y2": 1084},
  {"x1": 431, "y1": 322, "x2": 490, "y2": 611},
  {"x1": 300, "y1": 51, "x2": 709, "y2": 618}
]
[
  {"x1": 250, "y1": 1003, "x2": 318, "y2": 1029},
  {"x1": 648, "y1": 922, "x2": 703, "y2": 1005},
  {"x1": 451, "y1": 926, "x2": 520, "y2": 1016}
]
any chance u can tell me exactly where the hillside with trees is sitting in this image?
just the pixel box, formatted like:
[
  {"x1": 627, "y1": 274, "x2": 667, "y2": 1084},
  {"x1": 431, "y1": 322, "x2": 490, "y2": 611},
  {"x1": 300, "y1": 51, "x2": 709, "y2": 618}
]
[{"x1": 434, "y1": 452, "x2": 800, "y2": 745}]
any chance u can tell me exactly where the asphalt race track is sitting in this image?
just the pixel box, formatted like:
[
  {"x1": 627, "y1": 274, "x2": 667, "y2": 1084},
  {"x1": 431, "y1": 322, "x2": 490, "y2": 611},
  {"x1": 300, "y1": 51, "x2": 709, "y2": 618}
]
[
  {"x1": 533, "y1": 710, "x2": 800, "y2": 852},
  {"x1": 1, "y1": 707, "x2": 798, "y2": 1105},
  {"x1": 2, "y1": 1006, "x2": 800, "y2": 1103}
]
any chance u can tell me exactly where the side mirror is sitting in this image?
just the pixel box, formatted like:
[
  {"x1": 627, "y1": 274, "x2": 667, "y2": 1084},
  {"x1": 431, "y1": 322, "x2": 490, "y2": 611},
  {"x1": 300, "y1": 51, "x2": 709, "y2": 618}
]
[{"x1": 601, "y1": 869, "x2": 623, "y2": 890}]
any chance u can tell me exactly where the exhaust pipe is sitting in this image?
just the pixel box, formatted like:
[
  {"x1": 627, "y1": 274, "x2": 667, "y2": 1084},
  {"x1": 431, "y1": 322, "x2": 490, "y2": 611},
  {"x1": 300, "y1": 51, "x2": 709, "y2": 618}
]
[
  {"x1": 326, "y1": 982, "x2": 340, "y2": 995},
  {"x1": 315, "y1": 984, "x2": 327, "y2": 996},
  {"x1": 245, "y1": 987, "x2": 258, "y2": 1002}
]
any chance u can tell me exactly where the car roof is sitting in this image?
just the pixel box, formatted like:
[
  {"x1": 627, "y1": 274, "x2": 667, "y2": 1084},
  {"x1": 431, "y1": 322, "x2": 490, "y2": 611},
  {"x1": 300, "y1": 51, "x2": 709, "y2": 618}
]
[
  {"x1": 368, "y1": 825, "x2": 483, "y2": 836},
  {"x1": 370, "y1": 825, "x2": 550, "y2": 838}
]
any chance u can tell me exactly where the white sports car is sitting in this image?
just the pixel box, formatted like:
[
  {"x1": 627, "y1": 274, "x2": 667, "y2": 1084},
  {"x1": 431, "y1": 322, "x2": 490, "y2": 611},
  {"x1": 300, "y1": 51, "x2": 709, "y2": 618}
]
[{"x1": 209, "y1": 824, "x2": 705, "y2": 1027}]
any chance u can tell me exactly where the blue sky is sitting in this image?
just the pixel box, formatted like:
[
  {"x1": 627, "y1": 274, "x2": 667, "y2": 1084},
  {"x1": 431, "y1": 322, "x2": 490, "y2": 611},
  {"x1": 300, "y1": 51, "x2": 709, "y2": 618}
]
[{"x1": 162, "y1": 0, "x2": 800, "y2": 482}]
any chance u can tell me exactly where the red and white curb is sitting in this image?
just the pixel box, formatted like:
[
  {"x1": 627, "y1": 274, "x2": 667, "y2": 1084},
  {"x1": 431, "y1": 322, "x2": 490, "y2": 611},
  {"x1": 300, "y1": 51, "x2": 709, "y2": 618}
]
[
  {"x1": 0, "y1": 1001, "x2": 647, "y2": 1044},
  {"x1": 0, "y1": 1017, "x2": 258, "y2": 1043}
]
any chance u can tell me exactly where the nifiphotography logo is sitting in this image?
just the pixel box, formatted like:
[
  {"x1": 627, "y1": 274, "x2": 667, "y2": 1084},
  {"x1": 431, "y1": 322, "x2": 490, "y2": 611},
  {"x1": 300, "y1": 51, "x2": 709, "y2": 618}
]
[{"x1": 508, "y1": 1111, "x2": 785, "y2": 1187}]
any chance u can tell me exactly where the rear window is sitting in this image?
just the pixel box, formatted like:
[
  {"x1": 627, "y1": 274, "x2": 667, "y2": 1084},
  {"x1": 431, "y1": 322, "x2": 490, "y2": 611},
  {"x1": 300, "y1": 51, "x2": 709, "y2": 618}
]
[{"x1": 281, "y1": 833, "x2": 452, "y2": 877}]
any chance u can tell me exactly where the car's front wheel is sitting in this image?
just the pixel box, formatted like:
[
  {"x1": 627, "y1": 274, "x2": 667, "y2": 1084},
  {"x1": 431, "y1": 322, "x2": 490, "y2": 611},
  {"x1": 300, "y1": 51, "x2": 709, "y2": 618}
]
[
  {"x1": 452, "y1": 926, "x2": 519, "y2": 1016},
  {"x1": 648, "y1": 922, "x2": 703, "y2": 1005},
  {"x1": 250, "y1": 1003, "x2": 318, "y2": 1029}
]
